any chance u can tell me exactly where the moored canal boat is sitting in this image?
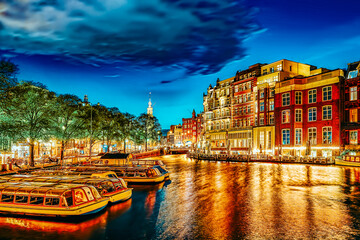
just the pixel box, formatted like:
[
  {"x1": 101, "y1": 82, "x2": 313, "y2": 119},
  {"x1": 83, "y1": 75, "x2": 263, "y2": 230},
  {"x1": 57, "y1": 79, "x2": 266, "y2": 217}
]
[
  {"x1": 335, "y1": 155, "x2": 360, "y2": 167},
  {"x1": 0, "y1": 182, "x2": 108, "y2": 217},
  {"x1": 0, "y1": 175, "x2": 132, "y2": 204},
  {"x1": 72, "y1": 166, "x2": 166, "y2": 184}
]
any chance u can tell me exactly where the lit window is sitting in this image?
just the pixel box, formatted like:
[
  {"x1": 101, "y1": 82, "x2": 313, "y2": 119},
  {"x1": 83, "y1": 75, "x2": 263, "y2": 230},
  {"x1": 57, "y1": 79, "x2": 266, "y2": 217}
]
[
  {"x1": 308, "y1": 107, "x2": 317, "y2": 122},
  {"x1": 269, "y1": 113, "x2": 274, "y2": 125},
  {"x1": 308, "y1": 128, "x2": 317, "y2": 145},
  {"x1": 308, "y1": 89, "x2": 317, "y2": 104},
  {"x1": 273, "y1": 75, "x2": 278, "y2": 82},
  {"x1": 295, "y1": 92, "x2": 302, "y2": 105},
  {"x1": 282, "y1": 129, "x2": 290, "y2": 145},
  {"x1": 269, "y1": 99, "x2": 274, "y2": 111},
  {"x1": 323, "y1": 86, "x2": 332, "y2": 101},
  {"x1": 282, "y1": 110, "x2": 290, "y2": 123},
  {"x1": 235, "y1": 85, "x2": 238, "y2": 93},
  {"x1": 348, "y1": 70, "x2": 358, "y2": 79},
  {"x1": 269, "y1": 87, "x2": 275, "y2": 97},
  {"x1": 260, "y1": 90, "x2": 264, "y2": 99},
  {"x1": 322, "y1": 127, "x2": 332, "y2": 144},
  {"x1": 295, "y1": 129, "x2": 302, "y2": 145},
  {"x1": 350, "y1": 87, "x2": 357, "y2": 101},
  {"x1": 350, "y1": 108, "x2": 358, "y2": 122},
  {"x1": 295, "y1": 109, "x2": 302, "y2": 122},
  {"x1": 350, "y1": 131, "x2": 358, "y2": 145},
  {"x1": 260, "y1": 102, "x2": 264, "y2": 112},
  {"x1": 282, "y1": 93, "x2": 290, "y2": 106},
  {"x1": 322, "y1": 106, "x2": 332, "y2": 120},
  {"x1": 277, "y1": 64, "x2": 282, "y2": 71},
  {"x1": 260, "y1": 116, "x2": 264, "y2": 125},
  {"x1": 247, "y1": 82, "x2": 251, "y2": 89}
]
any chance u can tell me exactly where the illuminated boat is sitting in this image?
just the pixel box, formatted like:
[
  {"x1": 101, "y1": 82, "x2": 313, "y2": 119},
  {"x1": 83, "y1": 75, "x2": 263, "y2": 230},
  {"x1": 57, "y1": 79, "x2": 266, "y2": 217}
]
[
  {"x1": 2, "y1": 175, "x2": 132, "y2": 204},
  {"x1": 102, "y1": 159, "x2": 171, "y2": 181},
  {"x1": 0, "y1": 182, "x2": 108, "y2": 217},
  {"x1": 30, "y1": 170, "x2": 118, "y2": 179},
  {"x1": 335, "y1": 155, "x2": 360, "y2": 167},
  {"x1": 73, "y1": 166, "x2": 165, "y2": 184}
]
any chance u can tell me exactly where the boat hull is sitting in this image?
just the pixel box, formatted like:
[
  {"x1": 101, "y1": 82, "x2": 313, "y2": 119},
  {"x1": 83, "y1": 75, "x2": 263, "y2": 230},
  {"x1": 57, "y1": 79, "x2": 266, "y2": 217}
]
[
  {"x1": 335, "y1": 159, "x2": 360, "y2": 167},
  {"x1": 0, "y1": 198, "x2": 109, "y2": 217},
  {"x1": 123, "y1": 175, "x2": 165, "y2": 184},
  {"x1": 107, "y1": 188, "x2": 133, "y2": 203}
]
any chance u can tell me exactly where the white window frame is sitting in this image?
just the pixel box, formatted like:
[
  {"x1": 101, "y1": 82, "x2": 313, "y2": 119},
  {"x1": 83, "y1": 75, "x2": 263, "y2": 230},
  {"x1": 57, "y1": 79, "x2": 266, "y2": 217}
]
[
  {"x1": 295, "y1": 91, "x2": 302, "y2": 105},
  {"x1": 350, "y1": 86, "x2": 357, "y2": 101},
  {"x1": 308, "y1": 128, "x2": 317, "y2": 145},
  {"x1": 308, "y1": 89, "x2": 317, "y2": 104},
  {"x1": 282, "y1": 92, "x2": 290, "y2": 106},
  {"x1": 282, "y1": 129, "x2": 290, "y2": 145},
  {"x1": 295, "y1": 128, "x2": 302, "y2": 145},
  {"x1": 322, "y1": 105, "x2": 332, "y2": 120},
  {"x1": 308, "y1": 107, "x2": 317, "y2": 122},
  {"x1": 322, "y1": 127, "x2": 332, "y2": 144},
  {"x1": 322, "y1": 86, "x2": 332, "y2": 101},
  {"x1": 282, "y1": 110, "x2": 290, "y2": 124},
  {"x1": 295, "y1": 109, "x2": 302, "y2": 122}
]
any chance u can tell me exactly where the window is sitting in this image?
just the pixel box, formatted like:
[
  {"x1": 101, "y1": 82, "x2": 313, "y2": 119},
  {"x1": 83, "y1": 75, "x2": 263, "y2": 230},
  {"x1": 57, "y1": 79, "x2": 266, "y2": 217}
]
[
  {"x1": 270, "y1": 67, "x2": 274, "y2": 73},
  {"x1": 269, "y1": 113, "x2": 274, "y2": 125},
  {"x1": 247, "y1": 105, "x2": 251, "y2": 113},
  {"x1": 282, "y1": 93, "x2": 290, "y2": 106},
  {"x1": 277, "y1": 64, "x2": 282, "y2": 71},
  {"x1": 263, "y1": 69, "x2": 268, "y2": 75},
  {"x1": 348, "y1": 70, "x2": 358, "y2": 79},
  {"x1": 260, "y1": 90, "x2": 264, "y2": 99},
  {"x1": 350, "y1": 87, "x2": 357, "y2": 101},
  {"x1": 322, "y1": 106, "x2": 332, "y2": 120},
  {"x1": 255, "y1": 116, "x2": 258, "y2": 126},
  {"x1": 45, "y1": 197, "x2": 60, "y2": 206},
  {"x1": 295, "y1": 129, "x2": 302, "y2": 145},
  {"x1": 289, "y1": 65, "x2": 292, "y2": 71},
  {"x1": 267, "y1": 131, "x2": 272, "y2": 149},
  {"x1": 350, "y1": 108, "x2": 358, "y2": 122},
  {"x1": 308, "y1": 107, "x2": 317, "y2": 122},
  {"x1": 269, "y1": 87, "x2": 275, "y2": 97},
  {"x1": 1, "y1": 194, "x2": 14, "y2": 203},
  {"x1": 350, "y1": 131, "x2": 358, "y2": 145},
  {"x1": 247, "y1": 82, "x2": 251, "y2": 89},
  {"x1": 247, "y1": 93, "x2": 251, "y2": 101},
  {"x1": 235, "y1": 85, "x2": 238, "y2": 93},
  {"x1": 29, "y1": 196, "x2": 44, "y2": 205},
  {"x1": 282, "y1": 129, "x2": 290, "y2": 145},
  {"x1": 323, "y1": 127, "x2": 332, "y2": 144},
  {"x1": 260, "y1": 102, "x2": 264, "y2": 112},
  {"x1": 295, "y1": 92, "x2": 302, "y2": 105},
  {"x1": 221, "y1": 121, "x2": 224, "y2": 129},
  {"x1": 273, "y1": 75, "x2": 279, "y2": 82},
  {"x1": 260, "y1": 116, "x2": 264, "y2": 125},
  {"x1": 15, "y1": 195, "x2": 28, "y2": 204},
  {"x1": 269, "y1": 99, "x2": 274, "y2": 111},
  {"x1": 282, "y1": 110, "x2": 290, "y2": 123},
  {"x1": 295, "y1": 109, "x2": 302, "y2": 122},
  {"x1": 323, "y1": 86, "x2": 332, "y2": 101},
  {"x1": 308, "y1": 128, "x2": 317, "y2": 145},
  {"x1": 308, "y1": 89, "x2": 317, "y2": 104}
]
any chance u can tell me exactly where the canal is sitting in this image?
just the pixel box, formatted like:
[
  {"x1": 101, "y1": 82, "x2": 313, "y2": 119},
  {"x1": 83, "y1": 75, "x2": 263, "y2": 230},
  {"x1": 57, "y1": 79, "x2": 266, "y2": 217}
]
[{"x1": 1, "y1": 154, "x2": 360, "y2": 239}]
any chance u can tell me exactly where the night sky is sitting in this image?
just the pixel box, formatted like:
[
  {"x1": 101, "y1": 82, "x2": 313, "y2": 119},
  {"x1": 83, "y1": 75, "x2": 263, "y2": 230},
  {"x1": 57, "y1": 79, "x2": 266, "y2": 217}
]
[{"x1": 1, "y1": 0, "x2": 360, "y2": 129}]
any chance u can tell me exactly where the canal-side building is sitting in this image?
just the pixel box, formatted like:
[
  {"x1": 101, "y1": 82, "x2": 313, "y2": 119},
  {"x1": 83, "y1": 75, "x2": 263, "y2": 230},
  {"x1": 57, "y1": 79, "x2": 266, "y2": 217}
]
[
  {"x1": 203, "y1": 77, "x2": 232, "y2": 153},
  {"x1": 275, "y1": 69, "x2": 344, "y2": 158},
  {"x1": 342, "y1": 61, "x2": 360, "y2": 154},
  {"x1": 253, "y1": 59, "x2": 316, "y2": 155},
  {"x1": 228, "y1": 63, "x2": 263, "y2": 154},
  {"x1": 173, "y1": 124, "x2": 183, "y2": 147},
  {"x1": 182, "y1": 110, "x2": 204, "y2": 147}
]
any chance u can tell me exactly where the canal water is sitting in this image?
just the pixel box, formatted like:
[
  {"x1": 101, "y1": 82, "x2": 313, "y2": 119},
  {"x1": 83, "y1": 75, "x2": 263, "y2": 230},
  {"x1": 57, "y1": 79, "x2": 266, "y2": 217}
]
[{"x1": 1, "y1": 155, "x2": 360, "y2": 239}]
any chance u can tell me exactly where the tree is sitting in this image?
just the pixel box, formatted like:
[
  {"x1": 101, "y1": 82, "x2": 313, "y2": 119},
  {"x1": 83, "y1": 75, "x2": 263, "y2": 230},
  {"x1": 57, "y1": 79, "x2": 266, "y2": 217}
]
[
  {"x1": 0, "y1": 59, "x2": 19, "y2": 93},
  {"x1": 118, "y1": 112, "x2": 136, "y2": 153},
  {"x1": 98, "y1": 106, "x2": 122, "y2": 153},
  {"x1": 0, "y1": 81, "x2": 55, "y2": 166},
  {"x1": 50, "y1": 94, "x2": 85, "y2": 163},
  {"x1": 137, "y1": 113, "x2": 161, "y2": 151}
]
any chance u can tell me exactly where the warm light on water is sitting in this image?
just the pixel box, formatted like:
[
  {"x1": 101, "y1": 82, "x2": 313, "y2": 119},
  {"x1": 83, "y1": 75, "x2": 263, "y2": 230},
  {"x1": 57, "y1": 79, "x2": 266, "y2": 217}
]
[{"x1": 1, "y1": 155, "x2": 360, "y2": 239}]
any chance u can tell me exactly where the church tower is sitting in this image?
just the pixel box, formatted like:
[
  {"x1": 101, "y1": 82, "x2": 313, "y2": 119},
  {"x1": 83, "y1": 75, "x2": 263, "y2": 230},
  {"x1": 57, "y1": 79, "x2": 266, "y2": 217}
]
[{"x1": 147, "y1": 92, "x2": 153, "y2": 116}]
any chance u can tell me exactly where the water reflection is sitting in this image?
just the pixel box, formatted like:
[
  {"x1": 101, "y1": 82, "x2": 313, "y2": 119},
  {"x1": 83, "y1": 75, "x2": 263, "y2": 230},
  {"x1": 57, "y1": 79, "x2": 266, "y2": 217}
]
[{"x1": 2, "y1": 156, "x2": 360, "y2": 239}]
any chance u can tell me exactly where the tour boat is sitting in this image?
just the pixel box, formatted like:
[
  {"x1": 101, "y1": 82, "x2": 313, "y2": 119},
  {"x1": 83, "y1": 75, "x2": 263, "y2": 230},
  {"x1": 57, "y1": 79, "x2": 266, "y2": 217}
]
[
  {"x1": 101, "y1": 159, "x2": 171, "y2": 181},
  {"x1": 72, "y1": 166, "x2": 166, "y2": 184},
  {"x1": 31, "y1": 170, "x2": 119, "y2": 179},
  {"x1": 335, "y1": 155, "x2": 360, "y2": 167},
  {"x1": 2, "y1": 175, "x2": 132, "y2": 203},
  {"x1": 0, "y1": 182, "x2": 109, "y2": 217}
]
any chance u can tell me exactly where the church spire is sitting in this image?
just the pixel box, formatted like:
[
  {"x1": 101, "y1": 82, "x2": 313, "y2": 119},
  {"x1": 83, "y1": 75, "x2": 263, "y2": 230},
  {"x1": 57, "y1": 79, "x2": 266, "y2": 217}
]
[{"x1": 147, "y1": 92, "x2": 153, "y2": 116}]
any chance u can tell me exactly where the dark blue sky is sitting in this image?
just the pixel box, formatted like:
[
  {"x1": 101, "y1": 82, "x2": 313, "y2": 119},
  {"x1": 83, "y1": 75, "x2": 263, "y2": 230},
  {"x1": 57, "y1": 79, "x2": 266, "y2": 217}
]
[{"x1": 1, "y1": 0, "x2": 360, "y2": 129}]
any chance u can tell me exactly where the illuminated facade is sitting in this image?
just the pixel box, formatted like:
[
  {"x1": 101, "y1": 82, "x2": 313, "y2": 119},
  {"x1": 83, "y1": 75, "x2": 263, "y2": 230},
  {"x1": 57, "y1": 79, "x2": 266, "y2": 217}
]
[
  {"x1": 228, "y1": 64, "x2": 263, "y2": 154},
  {"x1": 275, "y1": 69, "x2": 344, "y2": 157},
  {"x1": 253, "y1": 59, "x2": 316, "y2": 155},
  {"x1": 203, "y1": 78, "x2": 232, "y2": 153},
  {"x1": 182, "y1": 110, "x2": 203, "y2": 146},
  {"x1": 342, "y1": 61, "x2": 360, "y2": 154}
]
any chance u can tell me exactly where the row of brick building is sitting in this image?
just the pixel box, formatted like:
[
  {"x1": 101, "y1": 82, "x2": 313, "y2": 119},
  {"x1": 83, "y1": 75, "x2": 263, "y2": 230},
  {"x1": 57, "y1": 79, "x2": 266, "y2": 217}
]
[{"x1": 169, "y1": 59, "x2": 360, "y2": 158}]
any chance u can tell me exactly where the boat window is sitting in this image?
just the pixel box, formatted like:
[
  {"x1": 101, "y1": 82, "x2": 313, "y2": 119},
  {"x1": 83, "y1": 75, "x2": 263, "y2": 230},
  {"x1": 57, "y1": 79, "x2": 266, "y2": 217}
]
[
  {"x1": 64, "y1": 191, "x2": 73, "y2": 207},
  {"x1": 1, "y1": 194, "x2": 14, "y2": 203},
  {"x1": 29, "y1": 196, "x2": 44, "y2": 205},
  {"x1": 74, "y1": 189, "x2": 88, "y2": 205},
  {"x1": 44, "y1": 197, "x2": 60, "y2": 206},
  {"x1": 89, "y1": 186, "x2": 101, "y2": 199},
  {"x1": 83, "y1": 187, "x2": 94, "y2": 201},
  {"x1": 114, "y1": 182, "x2": 124, "y2": 190},
  {"x1": 15, "y1": 195, "x2": 28, "y2": 204},
  {"x1": 107, "y1": 174, "x2": 117, "y2": 178}
]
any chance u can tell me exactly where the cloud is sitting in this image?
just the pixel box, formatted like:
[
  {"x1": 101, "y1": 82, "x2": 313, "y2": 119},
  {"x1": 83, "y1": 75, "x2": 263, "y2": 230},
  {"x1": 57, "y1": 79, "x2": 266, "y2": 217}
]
[
  {"x1": 104, "y1": 74, "x2": 120, "y2": 78},
  {"x1": 0, "y1": 0, "x2": 260, "y2": 74}
]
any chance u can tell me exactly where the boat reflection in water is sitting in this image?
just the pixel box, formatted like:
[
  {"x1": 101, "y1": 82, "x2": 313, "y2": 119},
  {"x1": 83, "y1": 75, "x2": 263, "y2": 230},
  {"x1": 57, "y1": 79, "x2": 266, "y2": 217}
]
[{"x1": 0, "y1": 199, "x2": 132, "y2": 239}]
